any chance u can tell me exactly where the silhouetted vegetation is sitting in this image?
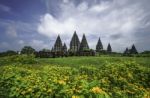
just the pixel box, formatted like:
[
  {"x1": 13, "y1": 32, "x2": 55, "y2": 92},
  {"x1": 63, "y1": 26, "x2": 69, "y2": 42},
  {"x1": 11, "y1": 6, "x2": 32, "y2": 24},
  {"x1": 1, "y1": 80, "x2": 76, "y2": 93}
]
[
  {"x1": 0, "y1": 50, "x2": 17, "y2": 57},
  {"x1": 21, "y1": 46, "x2": 35, "y2": 55}
]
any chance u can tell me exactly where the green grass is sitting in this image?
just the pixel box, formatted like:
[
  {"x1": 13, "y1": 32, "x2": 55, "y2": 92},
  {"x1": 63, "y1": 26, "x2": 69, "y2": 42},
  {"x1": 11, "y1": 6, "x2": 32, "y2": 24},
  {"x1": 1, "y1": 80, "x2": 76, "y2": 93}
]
[{"x1": 37, "y1": 56, "x2": 150, "y2": 67}]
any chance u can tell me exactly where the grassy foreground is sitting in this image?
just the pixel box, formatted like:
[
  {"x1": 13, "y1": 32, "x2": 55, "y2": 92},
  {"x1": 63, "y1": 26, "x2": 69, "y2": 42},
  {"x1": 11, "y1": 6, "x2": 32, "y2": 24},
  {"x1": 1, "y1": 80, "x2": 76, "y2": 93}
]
[{"x1": 0, "y1": 55, "x2": 150, "y2": 98}]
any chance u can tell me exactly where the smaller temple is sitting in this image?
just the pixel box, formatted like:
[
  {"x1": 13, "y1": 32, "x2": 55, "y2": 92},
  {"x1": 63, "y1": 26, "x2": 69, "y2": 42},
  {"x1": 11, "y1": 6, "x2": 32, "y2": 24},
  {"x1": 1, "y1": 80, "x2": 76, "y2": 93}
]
[
  {"x1": 53, "y1": 35, "x2": 63, "y2": 52},
  {"x1": 96, "y1": 37, "x2": 103, "y2": 52},
  {"x1": 79, "y1": 34, "x2": 94, "y2": 56},
  {"x1": 107, "y1": 43, "x2": 112, "y2": 53},
  {"x1": 123, "y1": 47, "x2": 130, "y2": 56},
  {"x1": 62, "y1": 43, "x2": 67, "y2": 52},
  {"x1": 62, "y1": 43, "x2": 68, "y2": 56},
  {"x1": 79, "y1": 34, "x2": 89, "y2": 51},
  {"x1": 123, "y1": 44, "x2": 138, "y2": 55}
]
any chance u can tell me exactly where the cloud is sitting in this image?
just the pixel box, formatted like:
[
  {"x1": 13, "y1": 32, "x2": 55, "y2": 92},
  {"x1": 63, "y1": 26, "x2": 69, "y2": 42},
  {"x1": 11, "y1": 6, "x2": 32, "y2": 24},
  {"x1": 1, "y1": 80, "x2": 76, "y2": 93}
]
[
  {"x1": 0, "y1": 19, "x2": 38, "y2": 38},
  {"x1": 38, "y1": 13, "x2": 76, "y2": 37},
  {"x1": 0, "y1": 42, "x2": 9, "y2": 48},
  {"x1": 29, "y1": 39, "x2": 50, "y2": 50},
  {"x1": 62, "y1": 0, "x2": 70, "y2": 3},
  {"x1": 6, "y1": 24, "x2": 17, "y2": 37},
  {"x1": 0, "y1": 19, "x2": 45, "y2": 51},
  {"x1": 0, "y1": 4, "x2": 11, "y2": 12},
  {"x1": 37, "y1": 0, "x2": 149, "y2": 52},
  {"x1": 18, "y1": 40, "x2": 24, "y2": 45}
]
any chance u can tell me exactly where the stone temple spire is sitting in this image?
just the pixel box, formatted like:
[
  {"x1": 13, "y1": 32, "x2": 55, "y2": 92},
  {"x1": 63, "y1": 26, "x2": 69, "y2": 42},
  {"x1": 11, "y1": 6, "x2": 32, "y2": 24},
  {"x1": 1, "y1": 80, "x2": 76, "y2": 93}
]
[
  {"x1": 79, "y1": 34, "x2": 89, "y2": 51},
  {"x1": 96, "y1": 37, "x2": 103, "y2": 52},
  {"x1": 107, "y1": 43, "x2": 112, "y2": 53},
  {"x1": 62, "y1": 43, "x2": 67, "y2": 52},
  {"x1": 70, "y1": 31, "x2": 80, "y2": 52},
  {"x1": 53, "y1": 35, "x2": 63, "y2": 52},
  {"x1": 130, "y1": 44, "x2": 138, "y2": 54}
]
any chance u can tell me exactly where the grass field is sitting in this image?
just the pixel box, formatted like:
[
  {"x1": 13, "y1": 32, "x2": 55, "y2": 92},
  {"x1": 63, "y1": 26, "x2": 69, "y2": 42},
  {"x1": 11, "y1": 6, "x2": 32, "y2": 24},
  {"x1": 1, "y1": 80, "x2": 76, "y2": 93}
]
[
  {"x1": 0, "y1": 55, "x2": 150, "y2": 98},
  {"x1": 37, "y1": 56, "x2": 150, "y2": 67}
]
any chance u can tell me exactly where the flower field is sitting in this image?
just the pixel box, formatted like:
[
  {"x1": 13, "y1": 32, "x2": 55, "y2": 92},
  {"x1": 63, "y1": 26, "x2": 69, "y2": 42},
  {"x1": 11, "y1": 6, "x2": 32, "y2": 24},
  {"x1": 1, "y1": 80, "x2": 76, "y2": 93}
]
[{"x1": 0, "y1": 55, "x2": 150, "y2": 98}]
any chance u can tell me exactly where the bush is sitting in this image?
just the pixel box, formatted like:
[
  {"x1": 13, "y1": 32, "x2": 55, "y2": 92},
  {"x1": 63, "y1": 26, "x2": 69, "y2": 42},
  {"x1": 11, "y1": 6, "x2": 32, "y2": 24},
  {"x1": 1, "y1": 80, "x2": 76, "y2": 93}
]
[{"x1": 0, "y1": 55, "x2": 37, "y2": 65}]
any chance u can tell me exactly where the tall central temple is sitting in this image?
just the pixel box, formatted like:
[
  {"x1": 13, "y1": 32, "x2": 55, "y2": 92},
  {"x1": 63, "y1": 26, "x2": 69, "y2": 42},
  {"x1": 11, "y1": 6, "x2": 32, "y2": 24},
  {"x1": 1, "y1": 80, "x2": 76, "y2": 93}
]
[
  {"x1": 52, "y1": 31, "x2": 95, "y2": 56},
  {"x1": 70, "y1": 31, "x2": 80, "y2": 53}
]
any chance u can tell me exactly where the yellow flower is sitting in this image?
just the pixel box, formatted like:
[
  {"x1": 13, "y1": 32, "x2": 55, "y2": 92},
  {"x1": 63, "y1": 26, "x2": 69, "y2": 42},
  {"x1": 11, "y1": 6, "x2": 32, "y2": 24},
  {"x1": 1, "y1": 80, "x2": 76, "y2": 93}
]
[
  {"x1": 47, "y1": 89, "x2": 52, "y2": 93},
  {"x1": 74, "y1": 89, "x2": 81, "y2": 93},
  {"x1": 58, "y1": 80, "x2": 66, "y2": 85},
  {"x1": 27, "y1": 88, "x2": 32, "y2": 92},
  {"x1": 72, "y1": 95, "x2": 79, "y2": 98},
  {"x1": 64, "y1": 76, "x2": 69, "y2": 81},
  {"x1": 90, "y1": 87, "x2": 104, "y2": 94},
  {"x1": 21, "y1": 91, "x2": 26, "y2": 95},
  {"x1": 16, "y1": 88, "x2": 19, "y2": 91},
  {"x1": 78, "y1": 86, "x2": 82, "y2": 89},
  {"x1": 43, "y1": 88, "x2": 47, "y2": 91}
]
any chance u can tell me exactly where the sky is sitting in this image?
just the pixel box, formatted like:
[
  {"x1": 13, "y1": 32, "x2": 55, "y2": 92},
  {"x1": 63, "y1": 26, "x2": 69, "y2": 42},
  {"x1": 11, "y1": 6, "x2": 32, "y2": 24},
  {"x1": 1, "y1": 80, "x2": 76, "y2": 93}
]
[{"x1": 0, "y1": 0, "x2": 150, "y2": 52}]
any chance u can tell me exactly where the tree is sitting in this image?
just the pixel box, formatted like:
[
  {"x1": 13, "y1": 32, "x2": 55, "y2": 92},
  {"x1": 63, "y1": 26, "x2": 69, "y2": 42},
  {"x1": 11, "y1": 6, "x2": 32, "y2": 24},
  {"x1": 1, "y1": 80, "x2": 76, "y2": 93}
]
[
  {"x1": 6, "y1": 50, "x2": 17, "y2": 55},
  {"x1": 21, "y1": 46, "x2": 35, "y2": 55},
  {"x1": 141, "y1": 51, "x2": 150, "y2": 54},
  {"x1": 0, "y1": 50, "x2": 17, "y2": 57},
  {"x1": 41, "y1": 48, "x2": 51, "y2": 52},
  {"x1": 107, "y1": 43, "x2": 112, "y2": 53},
  {"x1": 130, "y1": 44, "x2": 138, "y2": 54}
]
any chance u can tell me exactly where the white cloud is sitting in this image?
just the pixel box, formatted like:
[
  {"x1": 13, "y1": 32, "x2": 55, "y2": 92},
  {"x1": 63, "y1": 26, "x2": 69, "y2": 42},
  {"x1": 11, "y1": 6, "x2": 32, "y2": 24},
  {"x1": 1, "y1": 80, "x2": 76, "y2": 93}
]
[
  {"x1": 6, "y1": 24, "x2": 17, "y2": 37},
  {"x1": 18, "y1": 40, "x2": 24, "y2": 45},
  {"x1": 62, "y1": 0, "x2": 70, "y2": 3},
  {"x1": 77, "y1": 2, "x2": 88, "y2": 11},
  {"x1": 89, "y1": 2, "x2": 109, "y2": 12},
  {"x1": 29, "y1": 39, "x2": 50, "y2": 50},
  {"x1": 37, "y1": 0, "x2": 147, "y2": 52}
]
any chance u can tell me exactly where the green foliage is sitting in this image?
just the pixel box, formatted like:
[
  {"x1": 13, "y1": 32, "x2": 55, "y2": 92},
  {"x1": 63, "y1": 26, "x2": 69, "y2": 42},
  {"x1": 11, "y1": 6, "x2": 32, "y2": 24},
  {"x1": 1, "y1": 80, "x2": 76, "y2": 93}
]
[
  {"x1": 21, "y1": 46, "x2": 35, "y2": 55},
  {"x1": 0, "y1": 56, "x2": 150, "y2": 98},
  {"x1": 41, "y1": 48, "x2": 51, "y2": 52},
  {"x1": 0, "y1": 50, "x2": 17, "y2": 57},
  {"x1": 141, "y1": 51, "x2": 150, "y2": 54},
  {"x1": 0, "y1": 55, "x2": 37, "y2": 65},
  {"x1": 136, "y1": 51, "x2": 150, "y2": 57}
]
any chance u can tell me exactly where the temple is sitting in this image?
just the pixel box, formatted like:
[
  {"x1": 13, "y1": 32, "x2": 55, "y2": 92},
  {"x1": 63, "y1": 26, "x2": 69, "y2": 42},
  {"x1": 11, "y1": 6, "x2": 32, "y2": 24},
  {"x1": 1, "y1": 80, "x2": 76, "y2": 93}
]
[
  {"x1": 35, "y1": 31, "x2": 116, "y2": 58},
  {"x1": 69, "y1": 31, "x2": 80, "y2": 55},
  {"x1": 53, "y1": 35, "x2": 63, "y2": 52},
  {"x1": 79, "y1": 34, "x2": 89, "y2": 51},
  {"x1": 96, "y1": 37, "x2": 103, "y2": 52}
]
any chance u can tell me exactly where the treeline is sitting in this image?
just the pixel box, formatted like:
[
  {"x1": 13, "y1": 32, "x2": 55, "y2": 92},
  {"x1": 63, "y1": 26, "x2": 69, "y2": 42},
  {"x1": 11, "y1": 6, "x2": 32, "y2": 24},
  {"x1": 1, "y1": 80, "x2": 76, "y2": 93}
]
[{"x1": 0, "y1": 50, "x2": 18, "y2": 57}]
